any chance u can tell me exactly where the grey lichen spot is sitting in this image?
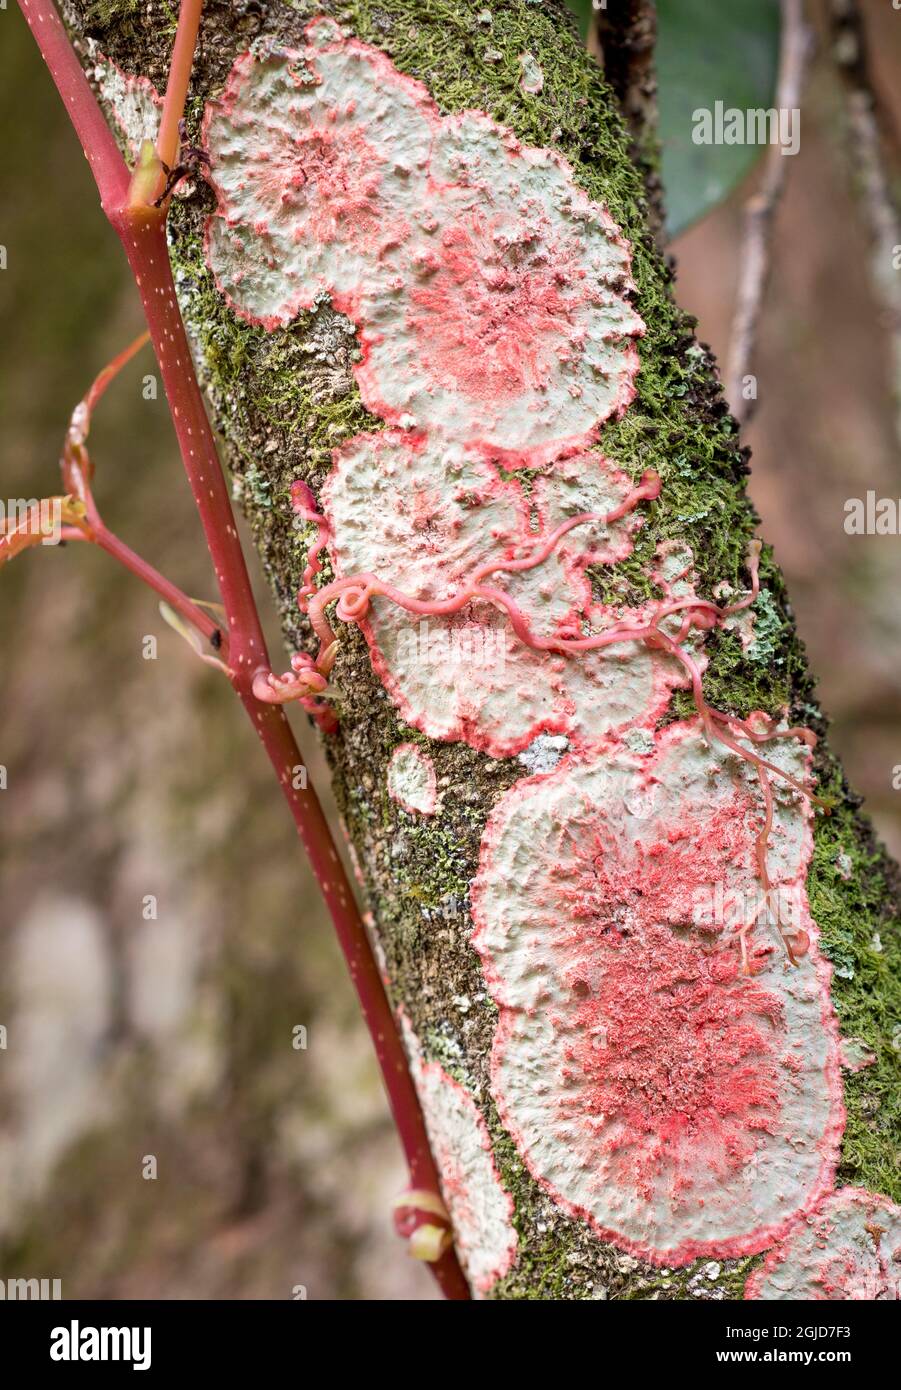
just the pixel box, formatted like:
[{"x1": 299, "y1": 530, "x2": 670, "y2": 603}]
[
  {"x1": 744, "y1": 587, "x2": 784, "y2": 664},
  {"x1": 300, "y1": 297, "x2": 360, "y2": 405},
  {"x1": 235, "y1": 461, "x2": 273, "y2": 509},
  {"x1": 624, "y1": 727, "x2": 655, "y2": 755},
  {"x1": 517, "y1": 733, "x2": 569, "y2": 774}
]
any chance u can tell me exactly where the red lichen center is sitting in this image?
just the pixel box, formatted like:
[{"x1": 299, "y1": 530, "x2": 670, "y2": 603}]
[
  {"x1": 409, "y1": 210, "x2": 588, "y2": 399},
  {"x1": 555, "y1": 800, "x2": 786, "y2": 1200},
  {"x1": 244, "y1": 117, "x2": 383, "y2": 244}
]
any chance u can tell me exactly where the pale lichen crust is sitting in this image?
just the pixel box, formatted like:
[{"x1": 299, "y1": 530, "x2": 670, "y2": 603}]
[
  {"x1": 322, "y1": 431, "x2": 685, "y2": 755},
  {"x1": 357, "y1": 110, "x2": 643, "y2": 455},
  {"x1": 386, "y1": 742, "x2": 438, "y2": 816},
  {"x1": 202, "y1": 18, "x2": 643, "y2": 455},
  {"x1": 203, "y1": 21, "x2": 436, "y2": 334},
  {"x1": 400, "y1": 1014, "x2": 518, "y2": 1295},
  {"x1": 89, "y1": 45, "x2": 161, "y2": 158},
  {"x1": 471, "y1": 723, "x2": 844, "y2": 1266},
  {"x1": 745, "y1": 1188, "x2": 901, "y2": 1300}
]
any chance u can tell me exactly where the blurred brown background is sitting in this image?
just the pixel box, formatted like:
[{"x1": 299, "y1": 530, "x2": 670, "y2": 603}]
[{"x1": 0, "y1": 2, "x2": 899, "y2": 1299}]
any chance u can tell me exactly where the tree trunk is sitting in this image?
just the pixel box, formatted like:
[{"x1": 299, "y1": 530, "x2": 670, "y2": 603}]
[{"x1": 59, "y1": 0, "x2": 900, "y2": 1299}]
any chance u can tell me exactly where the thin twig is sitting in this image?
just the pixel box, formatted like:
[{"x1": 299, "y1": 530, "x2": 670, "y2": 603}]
[
  {"x1": 829, "y1": 0, "x2": 901, "y2": 459},
  {"x1": 726, "y1": 0, "x2": 813, "y2": 424}
]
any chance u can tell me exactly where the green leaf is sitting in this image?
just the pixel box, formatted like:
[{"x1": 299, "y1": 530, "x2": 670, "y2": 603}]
[
  {"x1": 566, "y1": 0, "x2": 594, "y2": 43},
  {"x1": 562, "y1": 0, "x2": 781, "y2": 237},
  {"x1": 656, "y1": 0, "x2": 781, "y2": 236}
]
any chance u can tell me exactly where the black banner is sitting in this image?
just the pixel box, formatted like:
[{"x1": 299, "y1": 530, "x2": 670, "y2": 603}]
[{"x1": 0, "y1": 1295, "x2": 894, "y2": 1375}]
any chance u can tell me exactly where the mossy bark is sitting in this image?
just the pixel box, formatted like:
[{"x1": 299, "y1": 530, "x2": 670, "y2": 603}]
[{"x1": 63, "y1": 0, "x2": 901, "y2": 1300}]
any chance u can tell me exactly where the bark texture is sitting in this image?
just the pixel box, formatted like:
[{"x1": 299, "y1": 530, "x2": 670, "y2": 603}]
[
  {"x1": 589, "y1": 0, "x2": 664, "y2": 246},
  {"x1": 61, "y1": 0, "x2": 901, "y2": 1299}
]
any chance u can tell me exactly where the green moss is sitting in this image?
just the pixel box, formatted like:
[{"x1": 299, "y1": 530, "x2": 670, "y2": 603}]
[
  {"x1": 808, "y1": 762, "x2": 901, "y2": 1204},
  {"x1": 71, "y1": 0, "x2": 901, "y2": 1297},
  {"x1": 82, "y1": 0, "x2": 142, "y2": 24}
]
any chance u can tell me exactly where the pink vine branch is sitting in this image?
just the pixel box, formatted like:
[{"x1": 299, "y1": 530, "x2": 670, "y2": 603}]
[
  {"x1": 16, "y1": 0, "x2": 469, "y2": 1300},
  {"x1": 156, "y1": 0, "x2": 204, "y2": 172}
]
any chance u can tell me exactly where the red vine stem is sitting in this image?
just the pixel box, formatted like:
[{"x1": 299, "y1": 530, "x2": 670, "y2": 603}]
[
  {"x1": 17, "y1": 0, "x2": 469, "y2": 1299},
  {"x1": 59, "y1": 523, "x2": 226, "y2": 658},
  {"x1": 156, "y1": 0, "x2": 203, "y2": 171},
  {"x1": 18, "y1": 0, "x2": 129, "y2": 213}
]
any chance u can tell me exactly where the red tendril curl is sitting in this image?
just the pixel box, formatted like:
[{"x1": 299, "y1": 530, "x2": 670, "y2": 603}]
[
  {"x1": 250, "y1": 479, "x2": 339, "y2": 727},
  {"x1": 287, "y1": 473, "x2": 830, "y2": 969}
]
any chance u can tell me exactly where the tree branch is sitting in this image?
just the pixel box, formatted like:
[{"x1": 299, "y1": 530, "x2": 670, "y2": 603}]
[
  {"x1": 589, "y1": 0, "x2": 665, "y2": 245},
  {"x1": 726, "y1": 0, "x2": 813, "y2": 424},
  {"x1": 829, "y1": 0, "x2": 901, "y2": 457}
]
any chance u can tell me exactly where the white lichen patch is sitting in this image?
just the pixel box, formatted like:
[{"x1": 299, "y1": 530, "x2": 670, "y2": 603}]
[
  {"x1": 656, "y1": 539, "x2": 695, "y2": 586},
  {"x1": 88, "y1": 45, "x2": 161, "y2": 159},
  {"x1": 624, "y1": 727, "x2": 656, "y2": 755},
  {"x1": 204, "y1": 27, "x2": 435, "y2": 330},
  {"x1": 838, "y1": 1037, "x2": 876, "y2": 1073},
  {"x1": 470, "y1": 723, "x2": 844, "y2": 1267},
  {"x1": 359, "y1": 111, "x2": 643, "y2": 455},
  {"x1": 322, "y1": 431, "x2": 681, "y2": 756},
  {"x1": 746, "y1": 1188, "x2": 901, "y2": 1300},
  {"x1": 531, "y1": 454, "x2": 645, "y2": 591},
  {"x1": 386, "y1": 742, "x2": 438, "y2": 815},
  {"x1": 203, "y1": 24, "x2": 642, "y2": 452},
  {"x1": 399, "y1": 1015, "x2": 518, "y2": 1295},
  {"x1": 716, "y1": 577, "x2": 761, "y2": 654},
  {"x1": 518, "y1": 52, "x2": 544, "y2": 96}
]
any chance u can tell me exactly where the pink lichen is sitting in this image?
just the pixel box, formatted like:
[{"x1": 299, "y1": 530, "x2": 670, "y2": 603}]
[
  {"x1": 358, "y1": 113, "x2": 643, "y2": 454},
  {"x1": 746, "y1": 1188, "x2": 901, "y2": 1300},
  {"x1": 387, "y1": 742, "x2": 438, "y2": 816},
  {"x1": 203, "y1": 24, "x2": 435, "y2": 332},
  {"x1": 470, "y1": 722, "x2": 844, "y2": 1266},
  {"x1": 317, "y1": 430, "x2": 682, "y2": 755},
  {"x1": 400, "y1": 1015, "x2": 518, "y2": 1296},
  {"x1": 202, "y1": 23, "x2": 642, "y2": 451}
]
